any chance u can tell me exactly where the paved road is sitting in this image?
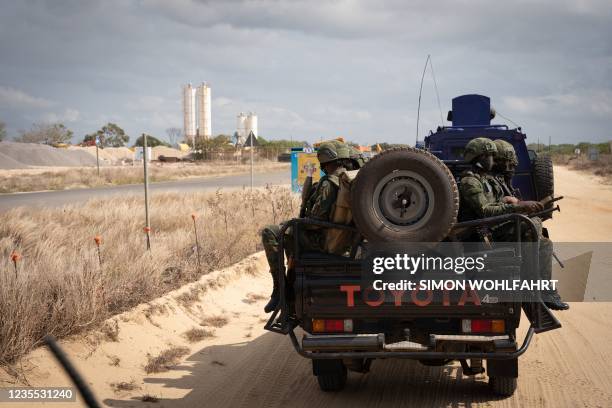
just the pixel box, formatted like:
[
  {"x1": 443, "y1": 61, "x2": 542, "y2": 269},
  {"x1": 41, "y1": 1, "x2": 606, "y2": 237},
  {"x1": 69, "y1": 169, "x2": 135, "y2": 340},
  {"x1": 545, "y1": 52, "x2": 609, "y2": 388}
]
[{"x1": 0, "y1": 170, "x2": 289, "y2": 211}]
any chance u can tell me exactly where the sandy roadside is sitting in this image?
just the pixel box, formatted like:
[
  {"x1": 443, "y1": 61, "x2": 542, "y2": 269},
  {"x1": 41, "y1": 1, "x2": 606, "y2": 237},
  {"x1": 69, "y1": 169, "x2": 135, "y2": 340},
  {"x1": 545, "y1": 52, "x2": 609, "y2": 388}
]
[{"x1": 1, "y1": 166, "x2": 611, "y2": 408}]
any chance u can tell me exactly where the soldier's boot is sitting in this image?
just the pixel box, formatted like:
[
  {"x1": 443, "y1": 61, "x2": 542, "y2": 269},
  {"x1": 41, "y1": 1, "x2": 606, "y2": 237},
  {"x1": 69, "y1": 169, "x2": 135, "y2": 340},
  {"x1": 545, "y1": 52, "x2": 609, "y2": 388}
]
[
  {"x1": 545, "y1": 291, "x2": 569, "y2": 311},
  {"x1": 262, "y1": 225, "x2": 281, "y2": 313},
  {"x1": 264, "y1": 270, "x2": 280, "y2": 313},
  {"x1": 540, "y1": 238, "x2": 569, "y2": 311}
]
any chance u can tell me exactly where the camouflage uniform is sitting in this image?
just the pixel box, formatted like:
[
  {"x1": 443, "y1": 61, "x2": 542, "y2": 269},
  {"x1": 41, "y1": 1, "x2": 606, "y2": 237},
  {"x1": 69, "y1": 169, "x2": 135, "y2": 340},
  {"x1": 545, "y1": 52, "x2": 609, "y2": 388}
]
[
  {"x1": 261, "y1": 166, "x2": 343, "y2": 273},
  {"x1": 489, "y1": 139, "x2": 520, "y2": 199},
  {"x1": 261, "y1": 143, "x2": 345, "y2": 312},
  {"x1": 458, "y1": 170, "x2": 521, "y2": 221},
  {"x1": 460, "y1": 140, "x2": 568, "y2": 310}
]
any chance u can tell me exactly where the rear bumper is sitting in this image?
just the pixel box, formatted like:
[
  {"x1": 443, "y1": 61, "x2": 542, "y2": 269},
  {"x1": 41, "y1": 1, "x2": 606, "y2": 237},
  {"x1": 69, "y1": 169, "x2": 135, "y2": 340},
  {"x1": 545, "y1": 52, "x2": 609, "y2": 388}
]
[{"x1": 294, "y1": 327, "x2": 532, "y2": 360}]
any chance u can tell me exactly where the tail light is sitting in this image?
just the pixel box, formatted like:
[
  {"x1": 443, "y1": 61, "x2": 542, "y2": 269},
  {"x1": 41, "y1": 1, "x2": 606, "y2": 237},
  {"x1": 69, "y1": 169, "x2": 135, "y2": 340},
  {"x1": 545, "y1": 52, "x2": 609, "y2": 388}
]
[
  {"x1": 312, "y1": 319, "x2": 353, "y2": 333},
  {"x1": 462, "y1": 319, "x2": 505, "y2": 334}
]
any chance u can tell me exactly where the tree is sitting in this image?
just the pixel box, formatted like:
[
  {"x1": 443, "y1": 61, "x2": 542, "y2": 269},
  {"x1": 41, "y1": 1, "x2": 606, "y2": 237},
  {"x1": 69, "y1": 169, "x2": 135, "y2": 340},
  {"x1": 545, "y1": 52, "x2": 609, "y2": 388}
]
[
  {"x1": 0, "y1": 121, "x2": 6, "y2": 142},
  {"x1": 255, "y1": 135, "x2": 306, "y2": 149},
  {"x1": 15, "y1": 122, "x2": 73, "y2": 144},
  {"x1": 83, "y1": 123, "x2": 129, "y2": 147},
  {"x1": 165, "y1": 127, "x2": 182, "y2": 146},
  {"x1": 193, "y1": 134, "x2": 233, "y2": 159},
  {"x1": 133, "y1": 134, "x2": 170, "y2": 147}
]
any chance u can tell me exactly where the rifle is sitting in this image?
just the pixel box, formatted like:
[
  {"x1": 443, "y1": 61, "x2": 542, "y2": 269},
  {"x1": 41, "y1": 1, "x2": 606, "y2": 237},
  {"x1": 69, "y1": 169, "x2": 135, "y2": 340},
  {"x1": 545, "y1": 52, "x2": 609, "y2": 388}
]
[
  {"x1": 299, "y1": 176, "x2": 313, "y2": 218},
  {"x1": 529, "y1": 195, "x2": 563, "y2": 218}
]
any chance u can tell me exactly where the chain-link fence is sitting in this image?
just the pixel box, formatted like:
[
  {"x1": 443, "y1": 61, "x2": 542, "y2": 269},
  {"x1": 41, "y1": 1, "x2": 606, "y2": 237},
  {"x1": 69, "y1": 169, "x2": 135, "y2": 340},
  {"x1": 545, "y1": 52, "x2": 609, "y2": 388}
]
[{"x1": 192, "y1": 146, "x2": 290, "y2": 163}]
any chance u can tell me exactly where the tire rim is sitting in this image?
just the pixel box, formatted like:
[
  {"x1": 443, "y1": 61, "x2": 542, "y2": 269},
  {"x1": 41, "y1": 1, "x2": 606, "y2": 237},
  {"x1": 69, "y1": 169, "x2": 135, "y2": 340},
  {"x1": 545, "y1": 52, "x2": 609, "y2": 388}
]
[{"x1": 373, "y1": 170, "x2": 435, "y2": 231}]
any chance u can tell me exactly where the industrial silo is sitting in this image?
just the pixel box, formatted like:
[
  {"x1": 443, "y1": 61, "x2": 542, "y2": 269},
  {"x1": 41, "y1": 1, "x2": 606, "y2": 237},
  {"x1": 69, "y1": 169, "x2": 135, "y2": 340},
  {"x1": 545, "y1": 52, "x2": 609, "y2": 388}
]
[
  {"x1": 236, "y1": 112, "x2": 247, "y2": 141},
  {"x1": 183, "y1": 84, "x2": 197, "y2": 146},
  {"x1": 245, "y1": 112, "x2": 258, "y2": 138},
  {"x1": 196, "y1": 82, "x2": 211, "y2": 140}
]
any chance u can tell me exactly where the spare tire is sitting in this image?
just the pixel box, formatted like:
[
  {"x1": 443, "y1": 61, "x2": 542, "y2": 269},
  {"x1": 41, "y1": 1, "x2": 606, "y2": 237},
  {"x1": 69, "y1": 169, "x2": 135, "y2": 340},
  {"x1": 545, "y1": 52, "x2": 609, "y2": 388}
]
[
  {"x1": 533, "y1": 154, "x2": 554, "y2": 220},
  {"x1": 350, "y1": 147, "x2": 459, "y2": 242},
  {"x1": 533, "y1": 155, "x2": 554, "y2": 199}
]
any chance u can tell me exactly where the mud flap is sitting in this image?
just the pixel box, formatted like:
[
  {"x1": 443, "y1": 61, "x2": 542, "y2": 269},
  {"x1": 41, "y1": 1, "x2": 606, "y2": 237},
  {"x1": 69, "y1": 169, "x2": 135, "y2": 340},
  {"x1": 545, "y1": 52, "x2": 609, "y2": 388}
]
[
  {"x1": 522, "y1": 302, "x2": 562, "y2": 334},
  {"x1": 487, "y1": 358, "x2": 518, "y2": 378}
]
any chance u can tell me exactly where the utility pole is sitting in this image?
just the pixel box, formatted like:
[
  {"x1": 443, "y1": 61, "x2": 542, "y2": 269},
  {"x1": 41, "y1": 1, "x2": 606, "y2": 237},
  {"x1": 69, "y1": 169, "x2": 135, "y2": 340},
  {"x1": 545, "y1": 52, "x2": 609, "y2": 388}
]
[
  {"x1": 250, "y1": 133, "x2": 254, "y2": 190},
  {"x1": 143, "y1": 133, "x2": 151, "y2": 250},
  {"x1": 95, "y1": 135, "x2": 100, "y2": 177}
]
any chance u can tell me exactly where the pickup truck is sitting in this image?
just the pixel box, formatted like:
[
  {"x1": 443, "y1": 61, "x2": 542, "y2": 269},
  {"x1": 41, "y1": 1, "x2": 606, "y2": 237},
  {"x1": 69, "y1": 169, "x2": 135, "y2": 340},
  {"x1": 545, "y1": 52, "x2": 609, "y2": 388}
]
[{"x1": 265, "y1": 145, "x2": 561, "y2": 397}]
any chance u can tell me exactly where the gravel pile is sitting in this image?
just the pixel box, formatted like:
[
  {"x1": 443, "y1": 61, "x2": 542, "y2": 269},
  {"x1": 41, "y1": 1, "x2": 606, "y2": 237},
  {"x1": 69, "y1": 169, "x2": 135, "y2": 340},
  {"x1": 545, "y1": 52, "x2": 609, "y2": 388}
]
[{"x1": 0, "y1": 142, "x2": 98, "y2": 169}]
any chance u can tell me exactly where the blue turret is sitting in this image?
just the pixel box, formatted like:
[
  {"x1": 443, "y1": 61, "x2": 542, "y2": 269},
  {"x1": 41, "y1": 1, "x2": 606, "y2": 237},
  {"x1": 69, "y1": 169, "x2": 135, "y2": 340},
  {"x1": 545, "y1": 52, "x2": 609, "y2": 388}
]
[{"x1": 447, "y1": 94, "x2": 494, "y2": 127}]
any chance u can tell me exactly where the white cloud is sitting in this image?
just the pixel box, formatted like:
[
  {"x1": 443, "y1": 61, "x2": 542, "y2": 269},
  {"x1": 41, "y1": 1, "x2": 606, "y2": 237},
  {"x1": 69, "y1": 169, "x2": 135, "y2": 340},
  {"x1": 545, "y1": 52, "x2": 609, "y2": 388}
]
[
  {"x1": 41, "y1": 108, "x2": 80, "y2": 123},
  {"x1": 502, "y1": 90, "x2": 612, "y2": 117},
  {"x1": 0, "y1": 86, "x2": 55, "y2": 109},
  {"x1": 125, "y1": 96, "x2": 166, "y2": 111}
]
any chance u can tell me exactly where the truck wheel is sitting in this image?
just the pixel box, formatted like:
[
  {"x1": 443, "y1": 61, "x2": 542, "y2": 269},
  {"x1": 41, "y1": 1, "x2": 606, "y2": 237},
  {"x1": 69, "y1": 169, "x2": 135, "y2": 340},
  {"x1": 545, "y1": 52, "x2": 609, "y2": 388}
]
[
  {"x1": 350, "y1": 147, "x2": 458, "y2": 242},
  {"x1": 489, "y1": 376, "x2": 517, "y2": 397},
  {"x1": 315, "y1": 362, "x2": 347, "y2": 392},
  {"x1": 533, "y1": 155, "x2": 554, "y2": 199},
  {"x1": 533, "y1": 155, "x2": 554, "y2": 220}
]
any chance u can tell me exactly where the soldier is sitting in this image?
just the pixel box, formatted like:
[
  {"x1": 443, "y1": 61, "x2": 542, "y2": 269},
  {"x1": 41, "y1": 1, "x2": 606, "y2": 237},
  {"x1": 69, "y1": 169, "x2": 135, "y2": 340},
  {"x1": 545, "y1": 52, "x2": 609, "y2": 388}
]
[
  {"x1": 490, "y1": 139, "x2": 569, "y2": 310},
  {"x1": 261, "y1": 143, "x2": 347, "y2": 313},
  {"x1": 491, "y1": 139, "x2": 520, "y2": 202},
  {"x1": 458, "y1": 137, "x2": 543, "y2": 222}
]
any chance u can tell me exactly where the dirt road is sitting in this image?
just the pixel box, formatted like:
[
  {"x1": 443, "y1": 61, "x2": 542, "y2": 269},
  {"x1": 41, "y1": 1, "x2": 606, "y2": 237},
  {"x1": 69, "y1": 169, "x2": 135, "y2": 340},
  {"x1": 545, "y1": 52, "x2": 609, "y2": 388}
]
[{"x1": 1, "y1": 166, "x2": 611, "y2": 408}]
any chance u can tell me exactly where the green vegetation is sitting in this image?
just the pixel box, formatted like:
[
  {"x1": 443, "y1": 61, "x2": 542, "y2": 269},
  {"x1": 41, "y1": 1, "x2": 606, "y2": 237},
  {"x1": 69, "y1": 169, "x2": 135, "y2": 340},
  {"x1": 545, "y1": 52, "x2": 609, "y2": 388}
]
[
  {"x1": 14, "y1": 122, "x2": 73, "y2": 145},
  {"x1": 133, "y1": 134, "x2": 170, "y2": 147},
  {"x1": 256, "y1": 136, "x2": 306, "y2": 149},
  {"x1": 0, "y1": 120, "x2": 6, "y2": 142},
  {"x1": 83, "y1": 123, "x2": 129, "y2": 147},
  {"x1": 528, "y1": 141, "x2": 611, "y2": 155}
]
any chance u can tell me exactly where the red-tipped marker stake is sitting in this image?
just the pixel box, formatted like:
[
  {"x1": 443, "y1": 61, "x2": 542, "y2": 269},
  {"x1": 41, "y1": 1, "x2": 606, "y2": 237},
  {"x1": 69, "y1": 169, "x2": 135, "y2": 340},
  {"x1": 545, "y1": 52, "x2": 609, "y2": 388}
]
[
  {"x1": 10, "y1": 250, "x2": 21, "y2": 279},
  {"x1": 143, "y1": 226, "x2": 151, "y2": 251},
  {"x1": 93, "y1": 235, "x2": 103, "y2": 266}
]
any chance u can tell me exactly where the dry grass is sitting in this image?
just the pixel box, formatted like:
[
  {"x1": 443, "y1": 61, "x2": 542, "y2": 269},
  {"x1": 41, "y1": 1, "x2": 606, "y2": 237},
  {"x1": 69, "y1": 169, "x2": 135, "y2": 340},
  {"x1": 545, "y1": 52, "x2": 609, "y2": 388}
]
[
  {"x1": 183, "y1": 327, "x2": 215, "y2": 343},
  {"x1": 243, "y1": 292, "x2": 267, "y2": 304},
  {"x1": 144, "y1": 346, "x2": 190, "y2": 374},
  {"x1": 0, "y1": 161, "x2": 289, "y2": 193},
  {"x1": 0, "y1": 187, "x2": 299, "y2": 364},
  {"x1": 199, "y1": 315, "x2": 229, "y2": 328},
  {"x1": 100, "y1": 320, "x2": 120, "y2": 342},
  {"x1": 553, "y1": 154, "x2": 612, "y2": 182},
  {"x1": 110, "y1": 380, "x2": 140, "y2": 393},
  {"x1": 108, "y1": 355, "x2": 121, "y2": 366},
  {"x1": 141, "y1": 394, "x2": 159, "y2": 402}
]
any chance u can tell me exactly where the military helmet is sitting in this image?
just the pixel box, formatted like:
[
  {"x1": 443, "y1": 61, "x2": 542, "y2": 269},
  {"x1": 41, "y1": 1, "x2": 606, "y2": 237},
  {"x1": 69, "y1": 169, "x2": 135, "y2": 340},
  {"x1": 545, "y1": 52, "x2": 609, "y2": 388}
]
[
  {"x1": 349, "y1": 146, "x2": 366, "y2": 168},
  {"x1": 317, "y1": 142, "x2": 340, "y2": 164},
  {"x1": 463, "y1": 137, "x2": 497, "y2": 163},
  {"x1": 330, "y1": 140, "x2": 351, "y2": 160},
  {"x1": 493, "y1": 139, "x2": 519, "y2": 166}
]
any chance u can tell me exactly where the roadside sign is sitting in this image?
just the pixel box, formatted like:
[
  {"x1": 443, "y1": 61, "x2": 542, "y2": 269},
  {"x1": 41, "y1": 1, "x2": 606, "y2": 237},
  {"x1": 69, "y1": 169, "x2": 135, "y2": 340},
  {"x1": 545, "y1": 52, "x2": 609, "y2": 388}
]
[
  {"x1": 244, "y1": 131, "x2": 258, "y2": 147},
  {"x1": 291, "y1": 147, "x2": 322, "y2": 193}
]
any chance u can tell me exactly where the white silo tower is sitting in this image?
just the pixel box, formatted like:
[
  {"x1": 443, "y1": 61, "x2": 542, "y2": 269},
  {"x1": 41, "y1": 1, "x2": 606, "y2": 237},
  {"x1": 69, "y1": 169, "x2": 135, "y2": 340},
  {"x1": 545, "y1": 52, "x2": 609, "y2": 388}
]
[
  {"x1": 245, "y1": 112, "x2": 258, "y2": 138},
  {"x1": 236, "y1": 112, "x2": 247, "y2": 142},
  {"x1": 183, "y1": 84, "x2": 197, "y2": 146},
  {"x1": 196, "y1": 82, "x2": 211, "y2": 140}
]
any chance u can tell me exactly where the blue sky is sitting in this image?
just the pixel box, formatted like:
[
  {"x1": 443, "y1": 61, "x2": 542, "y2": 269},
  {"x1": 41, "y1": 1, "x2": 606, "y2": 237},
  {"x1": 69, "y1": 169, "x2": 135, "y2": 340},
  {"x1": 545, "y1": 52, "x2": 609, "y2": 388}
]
[{"x1": 0, "y1": 0, "x2": 610, "y2": 145}]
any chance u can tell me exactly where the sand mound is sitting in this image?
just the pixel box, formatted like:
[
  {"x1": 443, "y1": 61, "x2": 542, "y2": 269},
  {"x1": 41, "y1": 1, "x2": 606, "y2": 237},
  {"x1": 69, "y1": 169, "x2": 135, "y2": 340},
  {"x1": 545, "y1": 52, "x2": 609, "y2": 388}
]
[
  {"x1": 0, "y1": 142, "x2": 98, "y2": 168},
  {"x1": 67, "y1": 146, "x2": 134, "y2": 164}
]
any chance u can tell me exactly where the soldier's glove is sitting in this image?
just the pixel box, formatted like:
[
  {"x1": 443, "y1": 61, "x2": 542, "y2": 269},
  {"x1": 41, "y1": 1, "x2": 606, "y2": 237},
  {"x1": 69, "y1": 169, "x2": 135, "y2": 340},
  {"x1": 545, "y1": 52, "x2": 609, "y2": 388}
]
[{"x1": 516, "y1": 201, "x2": 544, "y2": 214}]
